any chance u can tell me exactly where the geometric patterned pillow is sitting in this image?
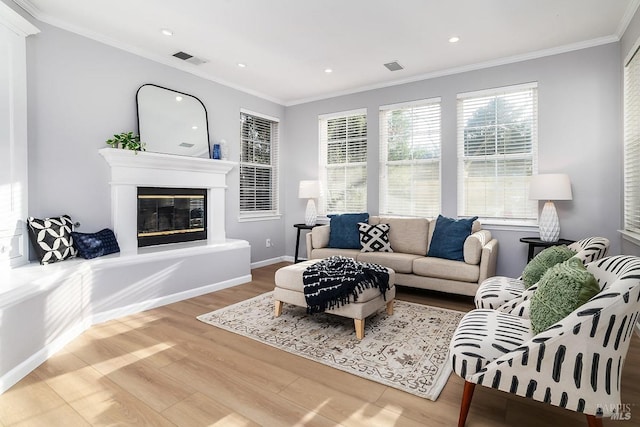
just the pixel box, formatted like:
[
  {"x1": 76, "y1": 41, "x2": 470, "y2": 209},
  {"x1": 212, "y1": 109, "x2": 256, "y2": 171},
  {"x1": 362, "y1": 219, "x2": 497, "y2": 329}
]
[
  {"x1": 358, "y1": 222, "x2": 393, "y2": 253},
  {"x1": 26, "y1": 215, "x2": 77, "y2": 265},
  {"x1": 71, "y1": 228, "x2": 120, "y2": 259}
]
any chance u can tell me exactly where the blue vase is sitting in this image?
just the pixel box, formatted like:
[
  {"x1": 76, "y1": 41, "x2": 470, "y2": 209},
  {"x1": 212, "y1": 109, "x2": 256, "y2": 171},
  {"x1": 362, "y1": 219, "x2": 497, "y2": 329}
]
[{"x1": 212, "y1": 144, "x2": 221, "y2": 159}]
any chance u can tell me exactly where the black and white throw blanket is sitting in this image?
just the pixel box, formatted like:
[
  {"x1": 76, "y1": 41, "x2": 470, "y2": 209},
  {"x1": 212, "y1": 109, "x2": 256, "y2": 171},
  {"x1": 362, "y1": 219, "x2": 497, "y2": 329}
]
[{"x1": 302, "y1": 256, "x2": 390, "y2": 314}]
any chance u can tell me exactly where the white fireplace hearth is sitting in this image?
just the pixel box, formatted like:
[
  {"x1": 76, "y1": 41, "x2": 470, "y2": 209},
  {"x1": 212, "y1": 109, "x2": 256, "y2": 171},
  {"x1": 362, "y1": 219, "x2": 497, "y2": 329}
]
[{"x1": 99, "y1": 147, "x2": 235, "y2": 254}]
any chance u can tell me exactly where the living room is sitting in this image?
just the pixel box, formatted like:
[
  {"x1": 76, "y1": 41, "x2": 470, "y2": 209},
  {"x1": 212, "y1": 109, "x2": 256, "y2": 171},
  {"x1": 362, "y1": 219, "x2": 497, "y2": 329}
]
[{"x1": 2, "y1": 0, "x2": 640, "y2": 425}]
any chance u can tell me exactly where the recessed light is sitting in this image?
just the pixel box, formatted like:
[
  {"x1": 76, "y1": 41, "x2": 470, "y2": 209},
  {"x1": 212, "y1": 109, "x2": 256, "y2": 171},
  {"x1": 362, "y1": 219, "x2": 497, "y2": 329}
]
[
  {"x1": 192, "y1": 125, "x2": 198, "y2": 130},
  {"x1": 161, "y1": 28, "x2": 173, "y2": 36},
  {"x1": 237, "y1": 63, "x2": 247, "y2": 68},
  {"x1": 175, "y1": 96, "x2": 183, "y2": 102},
  {"x1": 324, "y1": 68, "x2": 333, "y2": 73},
  {"x1": 449, "y1": 36, "x2": 460, "y2": 43}
]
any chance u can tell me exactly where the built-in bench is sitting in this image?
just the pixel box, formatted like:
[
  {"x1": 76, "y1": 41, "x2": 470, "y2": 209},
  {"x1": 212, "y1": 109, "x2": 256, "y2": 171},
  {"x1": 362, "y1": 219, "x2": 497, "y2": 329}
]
[{"x1": 0, "y1": 239, "x2": 251, "y2": 394}]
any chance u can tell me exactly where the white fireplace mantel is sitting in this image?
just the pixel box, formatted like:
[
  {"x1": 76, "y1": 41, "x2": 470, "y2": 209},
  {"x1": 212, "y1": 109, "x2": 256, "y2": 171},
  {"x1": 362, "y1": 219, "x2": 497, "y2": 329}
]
[{"x1": 99, "y1": 148, "x2": 236, "y2": 254}]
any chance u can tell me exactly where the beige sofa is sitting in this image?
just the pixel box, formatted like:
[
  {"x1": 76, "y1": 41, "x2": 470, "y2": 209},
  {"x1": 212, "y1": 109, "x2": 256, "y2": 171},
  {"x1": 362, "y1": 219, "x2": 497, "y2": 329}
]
[{"x1": 305, "y1": 216, "x2": 499, "y2": 297}]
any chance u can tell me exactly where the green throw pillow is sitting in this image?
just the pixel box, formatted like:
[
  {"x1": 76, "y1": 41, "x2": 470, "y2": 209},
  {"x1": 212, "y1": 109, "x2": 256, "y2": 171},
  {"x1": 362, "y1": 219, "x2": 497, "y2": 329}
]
[
  {"x1": 530, "y1": 257, "x2": 600, "y2": 335},
  {"x1": 521, "y1": 245, "x2": 576, "y2": 288}
]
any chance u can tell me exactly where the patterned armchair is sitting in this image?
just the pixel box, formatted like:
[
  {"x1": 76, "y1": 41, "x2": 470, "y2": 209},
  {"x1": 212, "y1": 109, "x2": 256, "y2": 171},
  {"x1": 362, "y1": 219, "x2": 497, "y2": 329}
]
[
  {"x1": 449, "y1": 255, "x2": 640, "y2": 427},
  {"x1": 475, "y1": 237, "x2": 609, "y2": 310}
]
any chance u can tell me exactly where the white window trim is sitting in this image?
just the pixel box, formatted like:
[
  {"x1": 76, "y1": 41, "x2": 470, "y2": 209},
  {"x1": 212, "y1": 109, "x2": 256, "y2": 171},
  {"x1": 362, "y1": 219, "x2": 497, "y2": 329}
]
[
  {"x1": 457, "y1": 82, "x2": 539, "y2": 225},
  {"x1": 318, "y1": 108, "x2": 368, "y2": 215},
  {"x1": 238, "y1": 109, "x2": 281, "y2": 222},
  {"x1": 379, "y1": 97, "x2": 442, "y2": 217}
]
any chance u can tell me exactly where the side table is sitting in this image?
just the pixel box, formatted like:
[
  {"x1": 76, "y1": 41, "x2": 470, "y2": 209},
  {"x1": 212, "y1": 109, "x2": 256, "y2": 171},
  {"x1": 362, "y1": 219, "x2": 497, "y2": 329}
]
[
  {"x1": 520, "y1": 237, "x2": 575, "y2": 262},
  {"x1": 293, "y1": 223, "x2": 315, "y2": 263}
]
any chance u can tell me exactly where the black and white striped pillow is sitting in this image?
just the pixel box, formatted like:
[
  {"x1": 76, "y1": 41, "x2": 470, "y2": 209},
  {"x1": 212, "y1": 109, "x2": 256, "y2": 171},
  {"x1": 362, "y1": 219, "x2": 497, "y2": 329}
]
[{"x1": 358, "y1": 222, "x2": 393, "y2": 253}]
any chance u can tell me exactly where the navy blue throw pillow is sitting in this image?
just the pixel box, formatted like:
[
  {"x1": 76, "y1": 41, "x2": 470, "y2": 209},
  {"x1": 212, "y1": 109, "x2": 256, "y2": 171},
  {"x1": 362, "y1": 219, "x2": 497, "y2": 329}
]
[
  {"x1": 71, "y1": 228, "x2": 120, "y2": 259},
  {"x1": 427, "y1": 215, "x2": 478, "y2": 261},
  {"x1": 328, "y1": 213, "x2": 369, "y2": 249}
]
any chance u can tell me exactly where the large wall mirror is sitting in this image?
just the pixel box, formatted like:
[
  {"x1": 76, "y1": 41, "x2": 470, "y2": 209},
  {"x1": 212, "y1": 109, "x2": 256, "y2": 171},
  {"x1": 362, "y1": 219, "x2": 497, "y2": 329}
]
[{"x1": 136, "y1": 84, "x2": 210, "y2": 158}]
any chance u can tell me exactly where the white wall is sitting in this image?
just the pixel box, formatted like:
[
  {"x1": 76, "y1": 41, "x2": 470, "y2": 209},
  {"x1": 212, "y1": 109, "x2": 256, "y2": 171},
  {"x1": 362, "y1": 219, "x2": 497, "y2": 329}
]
[
  {"x1": 24, "y1": 20, "x2": 287, "y2": 263},
  {"x1": 284, "y1": 44, "x2": 623, "y2": 277}
]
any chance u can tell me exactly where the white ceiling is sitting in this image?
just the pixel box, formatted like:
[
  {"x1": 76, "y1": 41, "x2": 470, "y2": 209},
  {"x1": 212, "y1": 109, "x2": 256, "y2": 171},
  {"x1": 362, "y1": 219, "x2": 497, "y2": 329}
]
[{"x1": 13, "y1": 0, "x2": 640, "y2": 105}]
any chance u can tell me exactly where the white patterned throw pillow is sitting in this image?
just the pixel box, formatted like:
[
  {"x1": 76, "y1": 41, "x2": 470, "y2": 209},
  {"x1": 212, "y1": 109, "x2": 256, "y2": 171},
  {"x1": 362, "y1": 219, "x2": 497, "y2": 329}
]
[
  {"x1": 27, "y1": 215, "x2": 77, "y2": 265},
  {"x1": 358, "y1": 222, "x2": 393, "y2": 253}
]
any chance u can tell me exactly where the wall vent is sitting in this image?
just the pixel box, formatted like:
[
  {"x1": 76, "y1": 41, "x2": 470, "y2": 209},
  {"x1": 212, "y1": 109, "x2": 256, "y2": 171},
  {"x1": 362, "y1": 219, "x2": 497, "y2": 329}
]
[
  {"x1": 172, "y1": 51, "x2": 209, "y2": 66},
  {"x1": 384, "y1": 61, "x2": 404, "y2": 71}
]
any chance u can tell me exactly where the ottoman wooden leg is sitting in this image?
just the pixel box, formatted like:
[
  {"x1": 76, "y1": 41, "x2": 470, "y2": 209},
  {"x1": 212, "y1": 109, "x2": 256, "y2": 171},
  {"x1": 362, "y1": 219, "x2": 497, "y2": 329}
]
[
  {"x1": 274, "y1": 300, "x2": 283, "y2": 317},
  {"x1": 386, "y1": 300, "x2": 394, "y2": 315},
  {"x1": 354, "y1": 318, "x2": 365, "y2": 340}
]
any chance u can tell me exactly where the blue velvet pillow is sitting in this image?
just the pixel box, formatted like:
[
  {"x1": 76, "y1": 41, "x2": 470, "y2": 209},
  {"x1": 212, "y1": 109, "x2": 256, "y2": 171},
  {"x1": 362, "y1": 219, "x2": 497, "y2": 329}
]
[
  {"x1": 328, "y1": 213, "x2": 369, "y2": 249},
  {"x1": 71, "y1": 228, "x2": 120, "y2": 259},
  {"x1": 427, "y1": 215, "x2": 478, "y2": 261}
]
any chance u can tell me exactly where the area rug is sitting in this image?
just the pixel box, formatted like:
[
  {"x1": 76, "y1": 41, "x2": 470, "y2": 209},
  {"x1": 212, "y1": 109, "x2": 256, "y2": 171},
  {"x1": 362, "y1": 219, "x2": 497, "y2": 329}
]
[{"x1": 197, "y1": 292, "x2": 465, "y2": 400}]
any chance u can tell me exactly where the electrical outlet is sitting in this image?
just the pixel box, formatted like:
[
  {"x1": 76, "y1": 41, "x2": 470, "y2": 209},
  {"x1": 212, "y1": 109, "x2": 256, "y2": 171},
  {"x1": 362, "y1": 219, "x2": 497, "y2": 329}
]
[{"x1": 266, "y1": 238, "x2": 272, "y2": 247}]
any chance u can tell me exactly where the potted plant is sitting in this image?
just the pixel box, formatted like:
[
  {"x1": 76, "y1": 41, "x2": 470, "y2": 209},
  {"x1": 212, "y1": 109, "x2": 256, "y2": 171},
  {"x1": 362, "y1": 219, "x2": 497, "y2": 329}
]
[{"x1": 106, "y1": 131, "x2": 146, "y2": 153}]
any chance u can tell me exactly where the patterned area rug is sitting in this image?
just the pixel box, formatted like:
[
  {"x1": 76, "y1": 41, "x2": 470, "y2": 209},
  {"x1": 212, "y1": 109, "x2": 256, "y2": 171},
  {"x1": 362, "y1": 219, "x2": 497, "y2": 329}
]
[{"x1": 197, "y1": 292, "x2": 465, "y2": 400}]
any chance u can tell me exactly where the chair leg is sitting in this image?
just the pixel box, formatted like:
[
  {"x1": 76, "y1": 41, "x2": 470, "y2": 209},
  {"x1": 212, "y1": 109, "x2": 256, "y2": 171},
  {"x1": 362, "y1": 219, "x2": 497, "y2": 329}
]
[
  {"x1": 386, "y1": 300, "x2": 394, "y2": 315},
  {"x1": 586, "y1": 415, "x2": 603, "y2": 427},
  {"x1": 458, "y1": 381, "x2": 475, "y2": 427}
]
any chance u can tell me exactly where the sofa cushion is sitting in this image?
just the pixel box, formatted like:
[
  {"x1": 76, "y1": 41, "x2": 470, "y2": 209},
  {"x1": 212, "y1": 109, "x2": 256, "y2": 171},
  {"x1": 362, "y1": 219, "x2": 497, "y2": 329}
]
[
  {"x1": 463, "y1": 230, "x2": 492, "y2": 265},
  {"x1": 328, "y1": 213, "x2": 369, "y2": 249},
  {"x1": 356, "y1": 252, "x2": 422, "y2": 274},
  {"x1": 427, "y1": 215, "x2": 478, "y2": 261},
  {"x1": 530, "y1": 257, "x2": 600, "y2": 334},
  {"x1": 358, "y1": 222, "x2": 392, "y2": 252},
  {"x1": 311, "y1": 248, "x2": 361, "y2": 260},
  {"x1": 376, "y1": 217, "x2": 429, "y2": 255},
  {"x1": 413, "y1": 257, "x2": 480, "y2": 283}
]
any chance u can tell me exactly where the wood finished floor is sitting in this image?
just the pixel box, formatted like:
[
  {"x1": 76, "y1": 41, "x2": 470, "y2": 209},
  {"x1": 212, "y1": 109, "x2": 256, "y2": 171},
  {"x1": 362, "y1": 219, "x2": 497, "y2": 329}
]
[{"x1": 1, "y1": 262, "x2": 639, "y2": 426}]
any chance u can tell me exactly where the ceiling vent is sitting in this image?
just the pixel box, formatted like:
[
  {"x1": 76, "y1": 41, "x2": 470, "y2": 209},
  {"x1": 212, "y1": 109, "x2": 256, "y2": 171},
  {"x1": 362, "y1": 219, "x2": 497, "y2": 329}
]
[
  {"x1": 384, "y1": 61, "x2": 404, "y2": 72},
  {"x1": 172, "y1": 51, "x2": 209, "y2": 66}
]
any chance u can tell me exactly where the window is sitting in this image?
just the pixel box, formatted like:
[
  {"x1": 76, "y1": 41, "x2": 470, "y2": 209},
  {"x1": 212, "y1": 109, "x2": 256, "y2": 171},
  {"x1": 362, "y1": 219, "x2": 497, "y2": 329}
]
[
  {"x1": 457, "y1": 83, "x2": 538, "y2": 223},
  {"x1": 379, "y1": 98, "x2": 441, "y2": 217},
  {"x1": 239, "y1": 110, "x2": 279, "y2": 219},
  {"x1": 625, "y1": 47, "x2": 640, "y2": 236},
  {"x1": 319, "y1": 109, "x2": 367, "y2": 214}
]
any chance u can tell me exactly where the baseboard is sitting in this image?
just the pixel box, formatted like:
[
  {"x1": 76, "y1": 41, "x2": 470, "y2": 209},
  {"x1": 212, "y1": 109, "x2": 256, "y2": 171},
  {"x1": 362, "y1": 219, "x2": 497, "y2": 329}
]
[
  {"x1": 91, "y1": 274, "x2": 252, "y2": 325},
  {"x1": 0, "y1": 274, "x2": 251, "y2": 395},
  {"x1": 0, "y1": 319, "x2": 90, "y2": 394},
  {"x1": 251, "y1": 256, "x2": 291, "y2": 269}
]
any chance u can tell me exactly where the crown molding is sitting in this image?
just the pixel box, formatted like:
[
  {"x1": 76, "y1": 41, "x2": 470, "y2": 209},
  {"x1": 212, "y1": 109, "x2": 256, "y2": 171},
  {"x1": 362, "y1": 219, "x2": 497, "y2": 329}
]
[
  {"x1": 285, "y1": 36, "x2": 619, "y2": 106},
  {"x1": 617, "y1": 0, "x2": 640, "y2": 38},
  {"x1": 1, "y1": 0, "x2": 39, "y2": 36}
]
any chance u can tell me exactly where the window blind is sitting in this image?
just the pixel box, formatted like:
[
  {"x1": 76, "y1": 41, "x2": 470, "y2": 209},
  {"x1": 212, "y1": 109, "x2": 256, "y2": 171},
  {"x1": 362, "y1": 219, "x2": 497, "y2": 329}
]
[
  {"x1": 457, "y1": 83, "x2": 538, "y2": 223},
  {"x1": 319, "y1": 109, "x2": 367, "y2": 214},
  {"x1": 379, "y1": 98, "x2": 441, "y2": 217},
  {"x1": 239, "y1": 110, "x2": 279, "y2": 218},
  {"x1": 625, "y1": 48, "x2": 640, "y2": 234}
]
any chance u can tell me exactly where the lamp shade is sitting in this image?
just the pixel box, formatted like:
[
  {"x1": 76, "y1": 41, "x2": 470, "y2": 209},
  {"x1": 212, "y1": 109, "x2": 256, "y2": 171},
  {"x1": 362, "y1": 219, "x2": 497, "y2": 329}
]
[
  {"x1": 298, "y1": 180, "x2": 321, "y2": 199},
  {"x1": 529, "y1": 174, "x2": 573, "y2": 201}
]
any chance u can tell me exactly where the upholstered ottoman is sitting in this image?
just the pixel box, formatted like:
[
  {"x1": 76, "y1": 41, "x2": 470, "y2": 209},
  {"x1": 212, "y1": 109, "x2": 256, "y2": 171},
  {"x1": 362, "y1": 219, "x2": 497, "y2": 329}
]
[{"x1": 274, "y1": 260, "x2": 396, "y2": 339}]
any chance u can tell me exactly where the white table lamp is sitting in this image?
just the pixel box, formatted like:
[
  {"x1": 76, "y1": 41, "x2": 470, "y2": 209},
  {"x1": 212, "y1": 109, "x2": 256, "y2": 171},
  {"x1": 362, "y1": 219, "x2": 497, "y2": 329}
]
[
  {"x1": 529, "y1": 174, "x2": 573, "y2": 242},
  {"x1": 299, "y1": 180, "x2": 321, "y2": 226}
]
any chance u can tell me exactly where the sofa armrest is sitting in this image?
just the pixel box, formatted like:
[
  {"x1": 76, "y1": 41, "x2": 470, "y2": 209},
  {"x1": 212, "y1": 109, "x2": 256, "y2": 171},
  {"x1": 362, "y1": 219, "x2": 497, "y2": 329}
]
[
  {"x1": 478, "y1": 239, "x2": 499, "y2": 283},
  {"x1": 306, "y1": 225, "x2": 330, "y2": 258},
  {"x1": 463, "y1": 229, "x2": 492, "y2": 264}
]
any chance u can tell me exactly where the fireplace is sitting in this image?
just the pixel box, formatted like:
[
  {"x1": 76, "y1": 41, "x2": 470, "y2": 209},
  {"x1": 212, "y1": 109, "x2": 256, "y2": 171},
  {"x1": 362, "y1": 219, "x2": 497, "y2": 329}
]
[
  {"x1": 137, "y1": 187, "x2": 207, "y2": 247},
  {"x1": 99, "y1": 148, "x2": 234, "y2": 254}
]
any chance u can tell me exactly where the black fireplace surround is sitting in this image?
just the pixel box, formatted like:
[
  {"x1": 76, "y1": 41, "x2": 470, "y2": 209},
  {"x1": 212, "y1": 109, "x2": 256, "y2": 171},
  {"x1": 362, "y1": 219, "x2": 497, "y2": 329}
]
[{"x1": 137, "y1": 187, "x2": 207, "y2": 247}]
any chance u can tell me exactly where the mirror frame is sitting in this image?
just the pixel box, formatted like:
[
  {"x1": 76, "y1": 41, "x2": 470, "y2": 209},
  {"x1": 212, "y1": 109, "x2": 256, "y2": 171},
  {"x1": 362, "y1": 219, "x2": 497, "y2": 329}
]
[{"x1": 136, "y1": 83, "x2": 211, "y2": 158}]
